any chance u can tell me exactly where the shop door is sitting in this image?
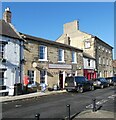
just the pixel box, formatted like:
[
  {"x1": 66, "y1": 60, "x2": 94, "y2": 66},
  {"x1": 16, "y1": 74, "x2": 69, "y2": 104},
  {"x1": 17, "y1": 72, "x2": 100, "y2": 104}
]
[
  {"x1": 59, "y1": 72, "x2": 63, "y2": 89},
  {"x1": 87, "y1": 73, "x2": 90, "y2": 80}
]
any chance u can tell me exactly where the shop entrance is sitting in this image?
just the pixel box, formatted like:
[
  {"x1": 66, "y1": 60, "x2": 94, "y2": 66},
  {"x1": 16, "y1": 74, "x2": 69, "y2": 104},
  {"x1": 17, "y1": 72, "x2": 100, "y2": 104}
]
[{"x1": 59, "y1": 71, "x2": 63, "y2": 89}]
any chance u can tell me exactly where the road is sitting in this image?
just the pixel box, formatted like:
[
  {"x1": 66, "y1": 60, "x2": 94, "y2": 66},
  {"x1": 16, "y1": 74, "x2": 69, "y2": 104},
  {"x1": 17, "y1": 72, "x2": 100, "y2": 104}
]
[{"x1": 2, "y1": 86, "x2": 115, "y2": 119}]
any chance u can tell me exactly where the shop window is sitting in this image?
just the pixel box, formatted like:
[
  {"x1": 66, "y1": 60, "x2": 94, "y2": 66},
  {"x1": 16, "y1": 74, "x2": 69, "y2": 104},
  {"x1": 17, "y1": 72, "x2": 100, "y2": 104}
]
[
  {"x1": 39, "y1": 45, "x2": 47, "y2": 61},
  {"x1": 58, "y1": 49, "x2": 64, "y2": 62},
  {"x1": 27, "y1": 70, "x2": 34, "y2": 84}
]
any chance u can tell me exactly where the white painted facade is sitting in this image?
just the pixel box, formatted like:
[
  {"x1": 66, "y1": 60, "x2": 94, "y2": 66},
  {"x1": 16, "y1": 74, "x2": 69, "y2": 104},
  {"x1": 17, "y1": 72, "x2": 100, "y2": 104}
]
[
  {"x1": 83, "y1": 57, "x2": 95, "y2": 69},
  {"x1": 0, "y1": 35, "x2": 23, "y2": 95}
]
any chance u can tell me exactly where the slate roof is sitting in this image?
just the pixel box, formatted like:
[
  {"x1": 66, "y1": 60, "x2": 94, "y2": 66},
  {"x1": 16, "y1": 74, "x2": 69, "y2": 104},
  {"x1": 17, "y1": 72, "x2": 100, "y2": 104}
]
[
  {"x1": 0, "y1": 20, "x2": 21, "y2": 39},
  {"x1": 20, "y1": 32, "x2": 83, "y2": 52},
  {"x1": 83, "y1": 52, "x2": 95, "y2": 60}
]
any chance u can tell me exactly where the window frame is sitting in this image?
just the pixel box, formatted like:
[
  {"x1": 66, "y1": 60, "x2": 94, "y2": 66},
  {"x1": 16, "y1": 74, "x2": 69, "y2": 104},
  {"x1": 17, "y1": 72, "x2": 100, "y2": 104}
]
[
  {"x1": 58, "y1": 49, "x2": 65, "y2": 62},
  {"x1": 84, "y1": 41, "x2": 91, "y2": 49},
  {"x1": 39, "y1": 45, "x2": 47, "y2": 61},
  {"x1": 72, "y1": 51, "x2": 77, "y2": 63},
  {"x1": 0, "y1": 44, "x2": 5, "y2": 58},
  {"x1": 27, "y1": 70, "x2": 35, "y2": 84}
]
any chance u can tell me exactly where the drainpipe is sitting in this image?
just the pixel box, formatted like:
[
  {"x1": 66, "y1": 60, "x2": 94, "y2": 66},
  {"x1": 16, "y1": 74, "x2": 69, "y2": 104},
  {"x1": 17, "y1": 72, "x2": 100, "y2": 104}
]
[{"x1": 19, "y1": 40, "x2": 23, "y2": 92}]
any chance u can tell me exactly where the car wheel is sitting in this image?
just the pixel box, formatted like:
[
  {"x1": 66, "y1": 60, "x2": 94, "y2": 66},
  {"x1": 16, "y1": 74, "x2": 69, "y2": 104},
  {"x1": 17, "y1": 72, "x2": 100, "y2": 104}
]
[
  {"x1": 66, "y1": 89, "x2": 71, "y2": 92},
  {"x1": 90, "y1": 85, "x2": 94, "y2": 91},
  {"x1": 100, "y1": 85, "x2": 104, "y2": 89},
  {"x1": 113, "y1": 82, "x2": 116, "y2": 86},
  {"x1": 78, "y1": 86, "x2": 84, "y2": 93}
]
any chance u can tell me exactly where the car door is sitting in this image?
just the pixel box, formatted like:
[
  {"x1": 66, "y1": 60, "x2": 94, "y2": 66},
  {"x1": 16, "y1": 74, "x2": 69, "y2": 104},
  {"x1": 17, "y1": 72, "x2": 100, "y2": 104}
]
[{"x1": 85, "y1": 78, "x2": 91, "y2": 90}]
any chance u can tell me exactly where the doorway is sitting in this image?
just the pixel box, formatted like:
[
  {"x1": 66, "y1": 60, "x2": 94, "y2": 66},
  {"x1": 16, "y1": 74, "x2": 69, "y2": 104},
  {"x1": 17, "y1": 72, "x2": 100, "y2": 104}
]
[{"x1": 59, "y1": 71, "x2": 63, "y2": 89}]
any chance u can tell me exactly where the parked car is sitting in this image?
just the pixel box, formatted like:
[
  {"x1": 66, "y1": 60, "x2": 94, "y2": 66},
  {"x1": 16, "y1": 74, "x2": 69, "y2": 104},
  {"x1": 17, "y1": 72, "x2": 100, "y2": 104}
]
[
  {"x1": 105, "y1": 77, "x2": 114, "y2": 86},
  {"x1": 104, "y1": 77, "x2": 116, "y2": 86},
  {"x1": 65, "y1": 76, "x2": 94, "y2": 93},
  {"x1": 92, "y1": 78, "x2": 109, "y2": 89},
  {"x1": 112, "y1": 76, "x2": 116, "y2": 86}
]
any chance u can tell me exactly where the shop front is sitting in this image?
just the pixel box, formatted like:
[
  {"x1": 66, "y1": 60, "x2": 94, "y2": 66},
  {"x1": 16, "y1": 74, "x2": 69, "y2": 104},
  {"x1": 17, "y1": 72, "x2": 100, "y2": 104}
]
[{"x1": 84, "y1": 69, "x2": 97, "y2": 80}]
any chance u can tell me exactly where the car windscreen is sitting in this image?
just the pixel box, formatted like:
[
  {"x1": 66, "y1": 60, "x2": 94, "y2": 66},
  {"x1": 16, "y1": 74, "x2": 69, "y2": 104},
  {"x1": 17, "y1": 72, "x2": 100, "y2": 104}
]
[
  {"x1": 75, "y1": 77, "x2": 85, "y2": 83},
  {"x1": 113, "y1": 77, "x2": 116, "y2": 81},
  {"x1": 65, "y1": 77, "x2": 74, "y2": 83},
  {"x1": 98, "y1": 78, "x2": 107, "y2": 82}
]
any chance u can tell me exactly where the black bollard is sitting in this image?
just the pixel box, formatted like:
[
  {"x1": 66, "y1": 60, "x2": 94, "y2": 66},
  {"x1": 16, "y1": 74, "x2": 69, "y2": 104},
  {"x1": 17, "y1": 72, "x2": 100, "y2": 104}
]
[
  {"x1": 35, "y1": 113, "x2": 40, "y2": 120},
  {"x1": 92, "y1": 98, "x2": 96, "y2": 112},
  {"x1": 66, "y1": 104, "x2": 71, "y2": 120}
]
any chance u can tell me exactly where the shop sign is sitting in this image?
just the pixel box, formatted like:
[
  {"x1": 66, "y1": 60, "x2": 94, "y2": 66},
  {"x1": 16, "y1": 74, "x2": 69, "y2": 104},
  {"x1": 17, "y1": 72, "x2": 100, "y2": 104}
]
[
  {"x1": 87, "y1": 70, "x2": 94, "y2": 73},
  {"x1": 49, "y1": 64, "x2": 72, "y2": 69}
]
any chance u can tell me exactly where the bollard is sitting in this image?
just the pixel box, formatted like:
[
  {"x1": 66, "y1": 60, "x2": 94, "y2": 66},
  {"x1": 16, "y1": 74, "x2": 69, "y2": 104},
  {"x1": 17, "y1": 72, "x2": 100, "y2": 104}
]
[
  {"x1": 66, "y1": 104, "x2": 71, "y2": 120},
  {"x1": 92, "y1": 98, "x2": 96, "y2": 112},
  {"x1": 35, "y1": 113, "x2": 40, "y2": 120}
]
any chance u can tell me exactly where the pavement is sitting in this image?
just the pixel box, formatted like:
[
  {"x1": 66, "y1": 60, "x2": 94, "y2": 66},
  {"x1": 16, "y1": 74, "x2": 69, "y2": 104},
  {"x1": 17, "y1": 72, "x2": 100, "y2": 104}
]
[
  {"x1": 75, "y1": 109, "x2": 115, "y2": 119},
  {"x1": 0, "y1": 90, "x2": 66, "y2": 103}
]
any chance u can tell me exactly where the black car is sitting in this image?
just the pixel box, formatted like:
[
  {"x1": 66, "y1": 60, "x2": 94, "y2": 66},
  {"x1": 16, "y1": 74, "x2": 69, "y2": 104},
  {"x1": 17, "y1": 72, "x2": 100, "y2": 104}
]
[
  {"x1": 93, "y1": 78, "x2": 109, "y2": 88},
  {"x1": 111, "y1": 77, "x2": 116, "y2": 86},
  {"x1": 104, "y1": 77, "x2": 116, "y2": 86},
  {"x1": 65, "y1": 76, "x2": 94, "y2": 93},
  {"x1": 105, "y1": 77, "x2": 114, "y2": 86}
]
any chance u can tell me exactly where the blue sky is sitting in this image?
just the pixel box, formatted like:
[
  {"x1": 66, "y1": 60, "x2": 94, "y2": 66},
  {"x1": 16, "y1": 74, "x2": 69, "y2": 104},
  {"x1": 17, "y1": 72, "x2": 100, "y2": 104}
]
[{"x1": 1, "y1": 2, "x2": 115, "y2": 58}]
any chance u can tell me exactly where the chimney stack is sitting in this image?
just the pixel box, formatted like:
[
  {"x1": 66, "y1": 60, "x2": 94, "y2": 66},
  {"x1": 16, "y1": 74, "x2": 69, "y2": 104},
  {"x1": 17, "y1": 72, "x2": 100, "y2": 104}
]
[
  {"x1": 63, "y1": 20, "x2": 79, "y2": 34},
  {"x1": 3, "y1": 7, "x2": 12, "y2": 23}
]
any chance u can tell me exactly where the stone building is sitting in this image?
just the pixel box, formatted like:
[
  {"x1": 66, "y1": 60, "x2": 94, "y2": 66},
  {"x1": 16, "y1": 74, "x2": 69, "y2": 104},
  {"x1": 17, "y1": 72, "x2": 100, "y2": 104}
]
[
  {"x1": 56, "y1": 20, "x2": 113, "y2": 78},
  {"x1": 20, "y1": 33, "x2": 83, "y2": 90},
  {"x1": 0, "y1": 8, "x2": 24, "y2": 95},
  {"x1": 112, "y1": 60, "x2": 116, "y2": 76}
]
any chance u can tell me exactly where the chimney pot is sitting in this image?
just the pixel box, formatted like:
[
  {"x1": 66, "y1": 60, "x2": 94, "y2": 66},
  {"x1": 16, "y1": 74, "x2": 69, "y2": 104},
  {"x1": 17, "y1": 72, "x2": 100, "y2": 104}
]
[
  {"x1": 3, "y1": 7, "x2": 11, "y2": 23},
  {"x1": 5, "y1": 7, "x2": 10, "y2": 12}
]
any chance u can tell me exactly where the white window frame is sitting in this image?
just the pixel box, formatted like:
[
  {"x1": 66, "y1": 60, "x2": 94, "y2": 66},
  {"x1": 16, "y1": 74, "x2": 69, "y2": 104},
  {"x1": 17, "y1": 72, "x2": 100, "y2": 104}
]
[
  {"x1": 39, "y1": 45, "x2": 47, "y2": 61},
  {"x1": 99, "y1": 57, "x2": 101, "y2": 64},
  {"x1": 103, "y1": 58, "x2": 105, "y2": 65},
  {"x1": 72, "y1": 51, "x2": 77, "y2": 63},
  {"x1": 106, "y1": 59, "x2": 109, "y2": 65},
  {"x1": 84, "y1": 41, "x2": 90, "y2": 49},
  {"x1": 58, "y1": 49, "x2": 65, "y2": 63},
  {"x1": 27, "y1": 70, "x2": 35, "y2": 84}
]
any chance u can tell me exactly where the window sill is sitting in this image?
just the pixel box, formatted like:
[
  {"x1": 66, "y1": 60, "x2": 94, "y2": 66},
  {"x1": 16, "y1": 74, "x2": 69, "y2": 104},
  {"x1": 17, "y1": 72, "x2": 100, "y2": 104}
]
[
  {"x1": 84, "y1": 47, "x2": 91, "y2": 49},
  {"x1": 58, "y1": 61, "x2": 65, "y2": 63},
  {"x1": 39, "y1": 59, "x2": 48, "y2": 62},
  {"x1": 72, "y1": 62, "x2": 77, "y2": 64}
]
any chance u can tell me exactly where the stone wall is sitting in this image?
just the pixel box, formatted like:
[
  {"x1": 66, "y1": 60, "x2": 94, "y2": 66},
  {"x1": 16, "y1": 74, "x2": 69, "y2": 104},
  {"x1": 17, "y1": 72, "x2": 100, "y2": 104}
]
[{"x1": 24, "y1": 39, "x2": 83, "y2": 89}]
